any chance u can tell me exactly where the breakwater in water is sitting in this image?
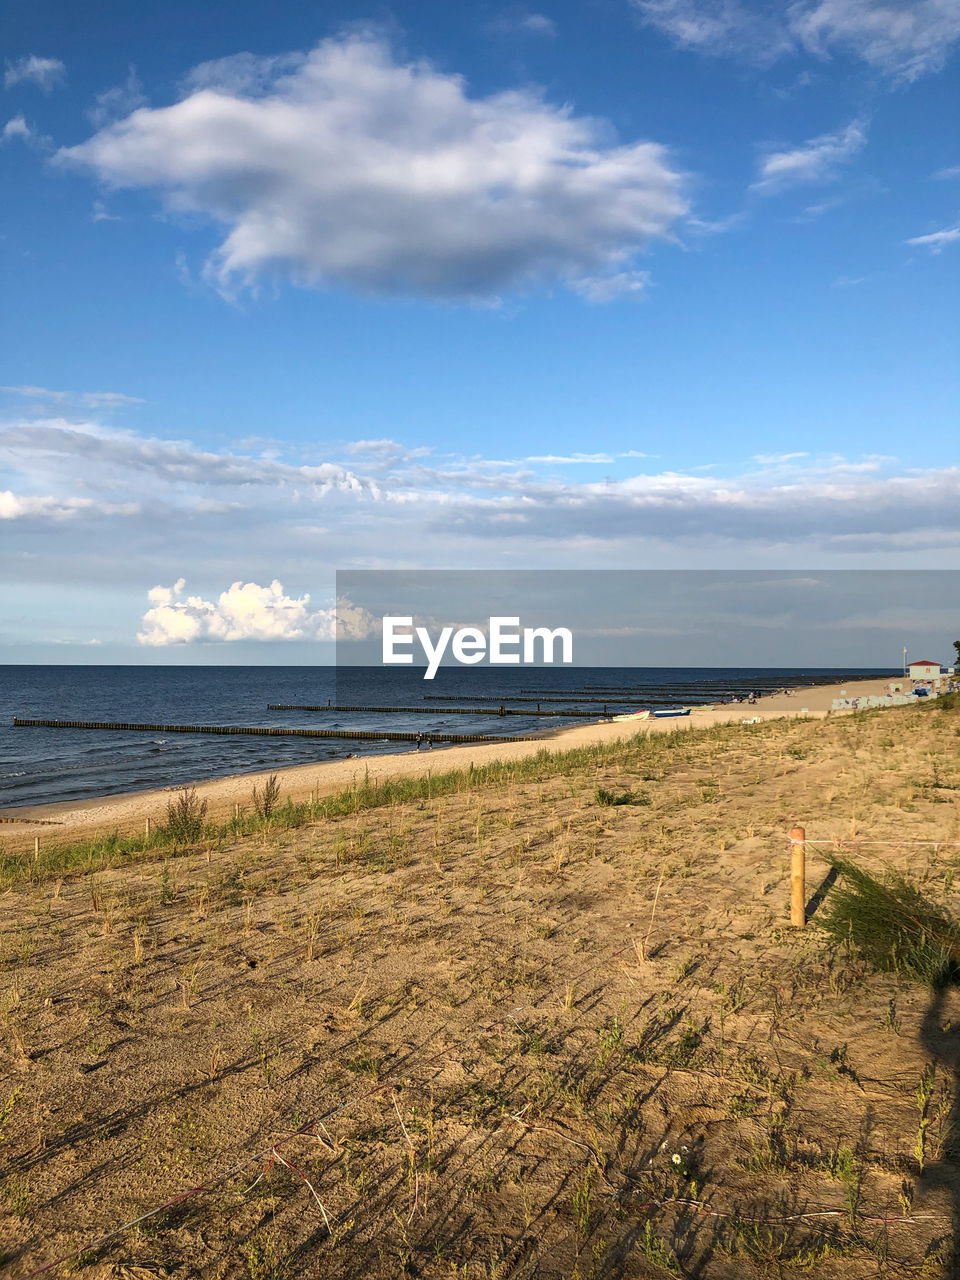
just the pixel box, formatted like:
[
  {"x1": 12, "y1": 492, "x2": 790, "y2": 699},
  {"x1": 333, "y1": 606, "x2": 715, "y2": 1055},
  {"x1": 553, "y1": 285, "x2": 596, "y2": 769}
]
[
  {"x1": 267, "y1": 703, "x2": 603, "y2": 718},
  {"x1": 13, "y1": 718, "x2": 535, "y2": 746}
]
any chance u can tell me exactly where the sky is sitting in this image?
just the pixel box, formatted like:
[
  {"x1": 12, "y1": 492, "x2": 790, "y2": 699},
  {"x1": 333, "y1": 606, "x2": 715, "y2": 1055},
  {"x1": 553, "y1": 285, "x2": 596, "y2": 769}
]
[
  {"x1": 334, "y1": 571, "x2": 960, "y2": 669},
  {"x1": 1, "y1": 0, "x2": 958, "y2": 663}
]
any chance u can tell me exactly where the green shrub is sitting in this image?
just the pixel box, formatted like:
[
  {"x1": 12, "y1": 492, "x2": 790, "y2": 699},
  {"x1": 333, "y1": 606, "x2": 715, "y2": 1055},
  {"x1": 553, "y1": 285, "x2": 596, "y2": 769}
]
[
  {"x1": 252, "y1": 773, "x2": 281, "y2": 821},
  {"x1": 162, "y1": 787, "x2": 207, "y2": 843}
]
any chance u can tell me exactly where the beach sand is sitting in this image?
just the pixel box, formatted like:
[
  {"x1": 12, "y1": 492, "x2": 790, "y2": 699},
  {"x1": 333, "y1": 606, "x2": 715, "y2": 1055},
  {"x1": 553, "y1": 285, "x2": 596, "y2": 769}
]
[
  {"x1": 0, "y1": 676, "x2": 896, "y2": 853},
  {"x1": 3, "y1": 679, "x2": 959, "y2": 1276}
]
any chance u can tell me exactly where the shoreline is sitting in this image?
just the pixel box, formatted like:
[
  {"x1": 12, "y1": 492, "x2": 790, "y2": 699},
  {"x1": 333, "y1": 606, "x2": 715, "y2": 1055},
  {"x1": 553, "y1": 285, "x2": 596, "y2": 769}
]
[{"x1": 0, "y1": 676, "x2": 899, "y2": 853}]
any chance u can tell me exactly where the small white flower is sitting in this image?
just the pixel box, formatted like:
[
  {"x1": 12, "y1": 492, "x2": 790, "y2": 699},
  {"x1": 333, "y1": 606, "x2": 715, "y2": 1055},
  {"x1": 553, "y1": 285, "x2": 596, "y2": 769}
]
[{"x1": 672, "y1": 1153, "x2": 682, "y2": 1164}]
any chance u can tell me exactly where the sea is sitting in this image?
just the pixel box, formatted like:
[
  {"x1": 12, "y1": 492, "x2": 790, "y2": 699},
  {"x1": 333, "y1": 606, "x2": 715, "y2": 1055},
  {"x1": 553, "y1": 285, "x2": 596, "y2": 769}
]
[{"x1": 0, "y1": 665, "x2": 893, "y2": 809}]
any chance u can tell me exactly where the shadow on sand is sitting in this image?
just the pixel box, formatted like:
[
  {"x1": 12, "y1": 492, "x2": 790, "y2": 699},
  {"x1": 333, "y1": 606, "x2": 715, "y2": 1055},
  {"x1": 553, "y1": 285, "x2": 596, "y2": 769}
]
[{"x1": 919, "y1": 984, "x2": 960, "y2": 1271}]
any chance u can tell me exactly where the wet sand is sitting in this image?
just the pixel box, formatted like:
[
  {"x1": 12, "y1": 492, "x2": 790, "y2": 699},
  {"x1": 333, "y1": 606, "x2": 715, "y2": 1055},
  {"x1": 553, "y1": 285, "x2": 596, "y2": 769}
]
[{"x1": 0, "y1": 677, "x2": 897, "y2": 853}]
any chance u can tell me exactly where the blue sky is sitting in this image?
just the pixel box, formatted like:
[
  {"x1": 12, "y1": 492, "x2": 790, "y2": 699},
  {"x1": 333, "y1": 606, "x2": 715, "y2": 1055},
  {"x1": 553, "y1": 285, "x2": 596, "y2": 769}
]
[{"x1": 1, "y1": 0, "x2": 958, "y2": 661}]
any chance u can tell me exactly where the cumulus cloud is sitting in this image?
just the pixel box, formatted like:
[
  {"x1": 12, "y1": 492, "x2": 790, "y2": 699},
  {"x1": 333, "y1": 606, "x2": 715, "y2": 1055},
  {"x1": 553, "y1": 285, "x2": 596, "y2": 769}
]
[
  {"x1": 57, "y1": 33, "x2": 688, "y2": 302},
  {"x1": 753, "y1": 120, "x2": 866, "y2": 192},
  {"x1": 907, "y1": 222, "x2": 960, "y2": 252},
  {"x1": 137, "y1": 578, "x2": 337, "y2": 645},
  {"x1": 4, "y1": 55, "x2": 65, "y2": 92},
  {"x1": 146, "y1": 578, "x2": 186, "y2": 606},
  {"x1": 137, "y1": 578, "x2": 379, "y2": 645},
  {"x1": 633, "y1": 0, "x2": 960, "y2": 79}
]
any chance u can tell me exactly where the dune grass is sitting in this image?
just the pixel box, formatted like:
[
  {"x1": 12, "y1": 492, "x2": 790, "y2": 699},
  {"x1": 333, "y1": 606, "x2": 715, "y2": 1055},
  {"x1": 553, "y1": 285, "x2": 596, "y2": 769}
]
[
  {"x1": 0, "y1": 736, "x2": 665, "y2": 888},
  {"x1": 3, "y1": 695, "x2": 953, "y2": 891},
  {"x1": 820, "y1": 857, "x2": 960, "y2": 986}
]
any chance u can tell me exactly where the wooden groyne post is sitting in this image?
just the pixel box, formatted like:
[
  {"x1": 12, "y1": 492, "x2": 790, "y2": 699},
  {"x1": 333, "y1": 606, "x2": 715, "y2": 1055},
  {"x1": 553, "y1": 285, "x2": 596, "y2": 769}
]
[
  {"x1": 790, "y1": 826, "x2": 806, "y2": 928},
  {"x1": 12, "y1": 718, "x2": 538, "y2": 747},
  {"x1": 266, "y1": 702, "x2": 602, "y2": 719}
]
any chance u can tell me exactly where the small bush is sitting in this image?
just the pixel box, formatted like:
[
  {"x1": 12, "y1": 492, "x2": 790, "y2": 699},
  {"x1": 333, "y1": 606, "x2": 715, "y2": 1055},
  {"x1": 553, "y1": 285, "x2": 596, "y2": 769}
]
[
  {"x1": 162, "y1": 788, "x2": 207, "y2": 843},
  {"x1": 252, "y1": 773, "x2": 281, "y2": 821},
  {"x1": 820, "y1": 857, "x2": 960, "y2": 986}
]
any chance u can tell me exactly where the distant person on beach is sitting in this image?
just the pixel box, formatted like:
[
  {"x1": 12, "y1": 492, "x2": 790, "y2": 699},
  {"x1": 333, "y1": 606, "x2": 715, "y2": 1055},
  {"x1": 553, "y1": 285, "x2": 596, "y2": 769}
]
[{"x1": 415, "y1": 732, "x2": 424, "y2": 751}]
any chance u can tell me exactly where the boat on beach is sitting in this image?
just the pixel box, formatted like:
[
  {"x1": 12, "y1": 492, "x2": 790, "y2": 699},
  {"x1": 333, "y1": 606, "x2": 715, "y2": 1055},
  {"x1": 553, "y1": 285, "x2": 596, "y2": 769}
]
[
  {"x1": 651, "y1": 707, "x2": 692, "y2": 718},
  {"x1": 611, "y1": 708, "x2": 651, "y2": 722}
]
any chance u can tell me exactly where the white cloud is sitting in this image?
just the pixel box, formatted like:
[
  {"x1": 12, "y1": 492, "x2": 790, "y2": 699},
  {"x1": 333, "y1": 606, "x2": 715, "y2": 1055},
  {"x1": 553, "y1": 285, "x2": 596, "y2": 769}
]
[
  {"x1": 906, "y1": 222, "x2": 960, "y2": 252},
  {"x1": 633, "y1": 0, "x2": 960, "y2": 79},
  {"x1": 178, "y1": 51, "x2": 304, "y2": 97},
  {"x1": 933, "y1": 165, "x2": 960, "y2": 180},
  {"x1": 3, "y1": 413, "x2": 960, "y2": 582},
  {"x1": 527, "y1": 452, "x2": 615, "y2": 463},
  {"x1": 1, "y1": 114, "x2": 32, "y2": 143},
  {"x1": 0, "y1": 489, "x2": 138, "y2": 520},
  {"x1": 790, "y1": 0, "x2": 960, "y2": 81},
  {"x1": 4, "y1": 55, "x2": 65, "y2": 92},
  {"x1": 571, "y1": 269, "x2": 652, "y2": 301},
  {"x1": 57, "y1": 33, "x2": 689, "y2": 302},
  {"x1": 91, "y1": 200, "x2": 122, "y2": 222},
  {"x1": 633, "y1": 0, "x2": 792, "y2": 61},
  {"x1": 753, "y1": 120, "x2": 866, "y2": 192},
  {"x1": 796, "y1": 195, "x2": 844, "y2": 220},
  {"x1": 516, "y1": 12, "x2": 557, "y2": 35},
  {"x1": 489, "y1": 11, "x2": 558, "y2": 37},
  {"x1": 136, "y1": 578, "x2": 380, "y2": 645},
  {"x1": 87, "y1": 67, "x2": 147, "y2": 127},
  {"x1": 146, "y1": 578, "x2": 186, "y2": 606},
  {"x1": 0, "y1": 384, "x2": 144, "y2": 407}
]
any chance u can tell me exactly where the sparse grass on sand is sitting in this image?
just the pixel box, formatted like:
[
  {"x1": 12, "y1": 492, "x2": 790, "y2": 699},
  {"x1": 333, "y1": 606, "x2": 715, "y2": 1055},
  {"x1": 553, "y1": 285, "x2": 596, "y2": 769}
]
[{"x1": 2, "y1": 695, "x2": 960, "y2": 1278}]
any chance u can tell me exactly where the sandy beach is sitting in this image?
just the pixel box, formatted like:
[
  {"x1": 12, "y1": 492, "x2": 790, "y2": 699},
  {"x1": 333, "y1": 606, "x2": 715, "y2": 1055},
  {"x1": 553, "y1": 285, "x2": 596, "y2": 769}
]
[
  {"x1": 3, "y1": 672, "x2": 959, "y2": 1277},
  {"x1": 0, "y1": 675, "x2": 897, "y2": 852}
]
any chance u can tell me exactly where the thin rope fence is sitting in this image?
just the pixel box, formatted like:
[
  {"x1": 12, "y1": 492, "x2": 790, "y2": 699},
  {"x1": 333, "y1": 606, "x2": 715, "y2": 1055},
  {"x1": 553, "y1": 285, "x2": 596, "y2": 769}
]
[{"x1": 797, "y1": 839, "x2": 960, "y2": 846}]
